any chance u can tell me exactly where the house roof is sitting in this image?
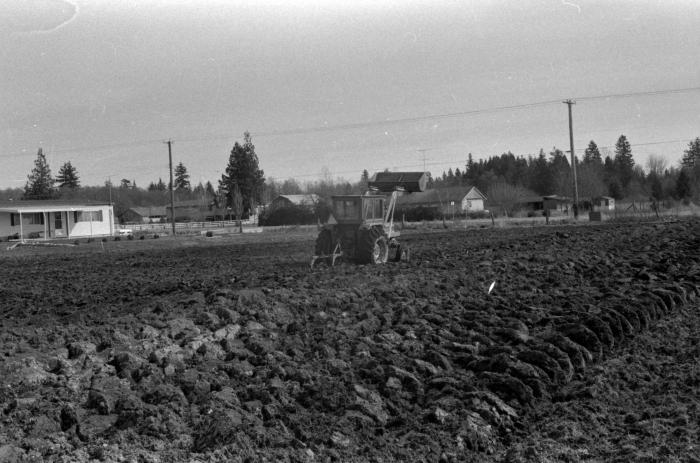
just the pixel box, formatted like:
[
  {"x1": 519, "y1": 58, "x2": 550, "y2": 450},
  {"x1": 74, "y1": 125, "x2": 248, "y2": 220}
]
[
  {"x1": 543, "y1": 195, "x2": 572, "y2": 202},
  {"x1": 0, "y1": 199, "x2": 111, "y2": 213},
  {"x1": 273, "y1": 194, "x2": 320, "y2": 205},
  {"x1": 167, "y1": 199, "x2": 212, "y2": 208},
  {"x1": 518, "y1": 196, "x2": 545, "y2": 204},
  {"x1": 129, "y1": 206, "x2": 167, "y2": 217},
  {"x1": 397, "y1": 186, "x2": 485, "y2": 206}
]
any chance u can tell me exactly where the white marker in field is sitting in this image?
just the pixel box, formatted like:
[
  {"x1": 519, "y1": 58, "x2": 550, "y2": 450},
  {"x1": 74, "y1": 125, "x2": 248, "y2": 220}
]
[{"x1": 488, "y1": 281, "x2": 496, "y2": 294}]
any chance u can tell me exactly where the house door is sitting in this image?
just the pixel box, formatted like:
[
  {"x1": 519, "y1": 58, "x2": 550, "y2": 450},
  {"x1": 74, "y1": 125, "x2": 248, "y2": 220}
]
[{"x1": 54, "y1": 212, "x2": 64, "y2": 237}]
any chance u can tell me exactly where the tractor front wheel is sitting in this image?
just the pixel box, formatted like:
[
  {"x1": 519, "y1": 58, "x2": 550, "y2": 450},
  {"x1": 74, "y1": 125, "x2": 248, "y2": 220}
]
[
  {"x1": 357, "y1": 227, "x2": 388, "y2": 264},
  {"x1": 391, "y1": 243, "x2": 410, "y2": 262}
]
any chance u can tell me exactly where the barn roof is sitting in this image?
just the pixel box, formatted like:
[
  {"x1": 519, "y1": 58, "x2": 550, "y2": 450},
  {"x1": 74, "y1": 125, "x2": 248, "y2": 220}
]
[
  {"x1": 273, "y1": 194, "x2": 320, "y2": 205},
  {"x1": 129, "y1": 206, "x2": 167, "y2": 217}
]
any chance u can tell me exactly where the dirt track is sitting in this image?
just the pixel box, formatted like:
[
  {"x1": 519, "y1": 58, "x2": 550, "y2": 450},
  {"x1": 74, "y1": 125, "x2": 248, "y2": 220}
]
[{"x1": 1, "y1": 219, "x2": 699, "y2": 462}]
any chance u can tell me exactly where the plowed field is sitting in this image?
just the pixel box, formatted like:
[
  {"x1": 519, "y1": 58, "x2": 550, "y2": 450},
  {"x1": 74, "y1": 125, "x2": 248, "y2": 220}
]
[{"x1": 1, "y1": 219, "x2": 699, "y2": 462}]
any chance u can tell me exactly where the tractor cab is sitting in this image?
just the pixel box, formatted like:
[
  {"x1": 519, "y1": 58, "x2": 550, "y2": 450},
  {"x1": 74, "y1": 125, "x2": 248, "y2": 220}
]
[
  {"x1": 311, "y1": 171, "x2": 427, "y2": 268},
  {"x1": 331, "y1": 195, "x2": 386, "y2": 225}
]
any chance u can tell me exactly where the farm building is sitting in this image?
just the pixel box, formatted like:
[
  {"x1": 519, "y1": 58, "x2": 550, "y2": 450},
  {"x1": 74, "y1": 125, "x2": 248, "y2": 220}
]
[
  {"x1": 396, "y1": 186, "x2": 487, "y2": 216},
  {"x1": 165, "y1": 199, "x2": 221, "y2": 222},
  {"x1": 543, "y1": 195, "x2": 573, "y2": 213},
  {"x1": 0, "y1": 200, "x2": 114, "y2": 240},
  {"x1": 270, "y1": 194, "x2": 320, "y2": 209},
  {"x1": 593, "y1": 196, "x2": 615, "y2": 211},
  {"x1": 123, "y1": 206, "x2": 167, "y2": 223},
  {"x1": 518, "y1": 195, "x2": 545, "y2": 212}
]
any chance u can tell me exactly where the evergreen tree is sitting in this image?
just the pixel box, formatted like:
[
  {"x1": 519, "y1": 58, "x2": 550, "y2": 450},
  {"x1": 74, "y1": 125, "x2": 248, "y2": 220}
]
[
  {"x1": 56, "y1": 161, "x2": 80, "y2": 189},
  {"x1": 147, "y1": 178, "x2": 167, "y2": 191},
  {"x1": 174, "y1": 162, "x2": 191, "y2": 191},
  {"x1": 193, "y1": 182, "x2": 205, "y2": 196},
  {"x1": 23, "y1": 148, "x2": 56, "y2": 199},
  {"x1": 465, "y1": 153, "x2": 474, "y2": 176},
  {"x1": 681, "y1": 137, "x2": 700, "y2": 168},
  {"x1": 205, "y1": 181, "x2": 216, "y2": 199},
  {"x1": 676, "y1": 169, "x2": 692, "y2": 200},
  {"x1": 528, "y1": 149, "x2": 554, "y2": 195},
  {"x1": 614, "y1": 134, "x2": 635, "y2": 188},
  {"x1": 360, "y1": 169, "x2": 370, "y2": 192},
  {"x1": 219, "y1": 132, "x2": 265, "y2": 217},
  {"x1": 583, "y1": 140, "x2": 602, "y2": 165}
]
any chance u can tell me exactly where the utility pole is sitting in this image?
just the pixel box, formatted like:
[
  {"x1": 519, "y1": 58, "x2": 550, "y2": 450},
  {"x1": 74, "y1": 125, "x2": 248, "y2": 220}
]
[
  {"x1": 417, "y1": 148, "x2": 431, "y2": 173},
  {"x1": 563, "y1": 99, "x2": 579, "y2": 219},
  {"x1": 165, "y1": 140, "x2": 176, "y2": 237}
]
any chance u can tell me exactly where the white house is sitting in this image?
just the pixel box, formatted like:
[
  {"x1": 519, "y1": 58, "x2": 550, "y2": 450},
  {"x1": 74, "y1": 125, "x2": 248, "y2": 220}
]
[{"x1": 0, "y1": 200, "x2": 115, "y2": 241}]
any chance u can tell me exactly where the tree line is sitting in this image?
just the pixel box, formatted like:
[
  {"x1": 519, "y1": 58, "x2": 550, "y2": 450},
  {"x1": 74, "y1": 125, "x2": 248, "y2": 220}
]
[
  {"x1": 6, "y1": 133, "x2": 700, "y2": 224},
  {"x1": 432, "y1": 135, "x2": 698, "y2": 204}
]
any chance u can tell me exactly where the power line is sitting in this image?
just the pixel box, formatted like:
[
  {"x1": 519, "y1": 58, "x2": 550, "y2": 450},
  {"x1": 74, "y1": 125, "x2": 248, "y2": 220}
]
[
  {"x1": 574, "y1": 86, "x2": 700, "y2": 102},
  {"x1": 3, "y1": 85, "x2": 698, "y2": 160},
  {"x1": 284, "y1": 137, "x2": 696, "y2": 182}
]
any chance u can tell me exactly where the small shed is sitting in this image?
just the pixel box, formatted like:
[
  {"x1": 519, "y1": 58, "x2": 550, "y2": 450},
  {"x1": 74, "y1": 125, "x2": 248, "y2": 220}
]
[
  {"x1": 593, "y1": 196, "x2": 615, "y2": 211},
  {"x1": 543, "y1": 195, "x2": 573, "y2": 213},
  {"x1": 518, "y1": 195, "x2": 545, "y2": 212}
]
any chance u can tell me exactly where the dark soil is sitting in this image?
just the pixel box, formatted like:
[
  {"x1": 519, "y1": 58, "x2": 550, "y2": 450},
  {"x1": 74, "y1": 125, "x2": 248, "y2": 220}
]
[{"x1": 0, "y1": 219, "x2": 698, "y2": 462}]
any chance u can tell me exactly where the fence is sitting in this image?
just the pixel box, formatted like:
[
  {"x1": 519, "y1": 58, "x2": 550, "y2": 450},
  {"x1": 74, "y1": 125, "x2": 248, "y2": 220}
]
[{"x1": 118, "y1": 220, "x2": 252, "y2": 234}]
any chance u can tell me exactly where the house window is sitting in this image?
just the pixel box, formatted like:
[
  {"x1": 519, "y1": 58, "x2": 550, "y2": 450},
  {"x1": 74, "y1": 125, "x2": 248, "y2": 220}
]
[
  {"x1": 73, "y1": 210, "x2": 103, "y2": 222},
  {"x1": 466, "y1": 200, "x2": 472, "y2": 209},
  {"x1": 12, "y1": 213, "x2": 44, "y2": 225}
]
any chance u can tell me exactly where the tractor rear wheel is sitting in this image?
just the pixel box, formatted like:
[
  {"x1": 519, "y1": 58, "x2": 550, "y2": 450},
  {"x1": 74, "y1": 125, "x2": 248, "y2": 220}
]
[
  {"x1": 357, "y1": 227, "x2": 388, "y2": 264},
  {"x1": 315, "y1": 229, "x2": 334, "y2": 256}
]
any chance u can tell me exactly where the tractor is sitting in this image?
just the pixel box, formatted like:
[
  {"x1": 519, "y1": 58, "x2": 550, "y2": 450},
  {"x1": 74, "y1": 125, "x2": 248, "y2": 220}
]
[{"x1": 310, "y1": 172, "x2": 427, "y2": 268}]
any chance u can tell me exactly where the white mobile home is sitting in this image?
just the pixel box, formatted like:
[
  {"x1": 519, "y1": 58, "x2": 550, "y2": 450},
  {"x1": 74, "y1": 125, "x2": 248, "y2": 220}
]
[{"x1": 0, "y1": 200, "x2": 114, "y2": 240}]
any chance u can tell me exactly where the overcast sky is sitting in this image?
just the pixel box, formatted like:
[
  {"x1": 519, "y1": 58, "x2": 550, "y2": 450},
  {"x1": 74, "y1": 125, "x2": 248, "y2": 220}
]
[{"x1": 2, "y1": 0, "x2": 699, "y2": 189}]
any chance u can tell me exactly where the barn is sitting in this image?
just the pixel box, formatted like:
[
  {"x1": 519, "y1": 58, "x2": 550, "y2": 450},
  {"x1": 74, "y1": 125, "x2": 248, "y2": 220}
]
[
  {"x1": 0, "y1": 200, "x2": 115, "y2": 240},
  {"x1": 270, "y1": 194, "x2": 320, "y2": 209},
  {"x1": 396, "y1": 186, "x2": 487, "y2": 215},
  {"x1": 123, "y1": 206, "x2": 167, "y2": 223}
]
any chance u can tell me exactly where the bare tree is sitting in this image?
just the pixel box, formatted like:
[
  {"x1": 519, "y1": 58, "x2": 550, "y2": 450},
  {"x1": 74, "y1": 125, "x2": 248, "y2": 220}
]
[
  {"x1": 487, "y1": 181, "x2": 528, "y2": 217},
  {"x1": 576, "y1": 163, "x2": 607, "y2": 200},
  {"x1": 646, "y1": 154, "x2": 668, "y2": 176}
]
